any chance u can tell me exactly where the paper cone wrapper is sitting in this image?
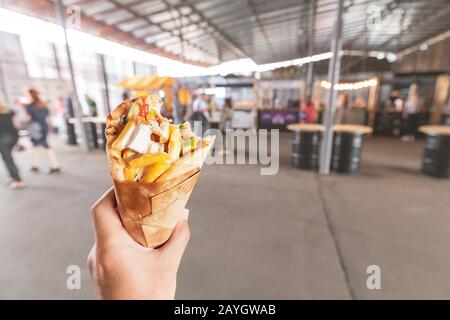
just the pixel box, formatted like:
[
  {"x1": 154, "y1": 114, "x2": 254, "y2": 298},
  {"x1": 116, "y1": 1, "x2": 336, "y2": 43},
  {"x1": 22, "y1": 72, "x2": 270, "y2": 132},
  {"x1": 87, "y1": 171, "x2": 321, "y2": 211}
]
[
  {"x1": 113, "y1": 170, "x2": 200, "y2": 248},
  {"x1": 104, "y1": 98, "x2": 215, "y2": 248}
]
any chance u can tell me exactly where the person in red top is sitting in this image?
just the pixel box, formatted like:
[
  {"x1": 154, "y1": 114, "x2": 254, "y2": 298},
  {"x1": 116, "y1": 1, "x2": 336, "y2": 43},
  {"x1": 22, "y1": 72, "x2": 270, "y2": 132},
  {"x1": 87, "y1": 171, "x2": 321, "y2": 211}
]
[{"x1": 301, "y1": 96, "x2": 317, "y2": 124}]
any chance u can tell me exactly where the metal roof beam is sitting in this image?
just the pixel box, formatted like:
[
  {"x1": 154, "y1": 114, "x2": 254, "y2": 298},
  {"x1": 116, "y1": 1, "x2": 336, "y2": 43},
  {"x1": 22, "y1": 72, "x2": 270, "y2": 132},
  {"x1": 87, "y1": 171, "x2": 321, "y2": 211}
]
[
  {"x1": 24, "y1": 0, "x2": 207, "y2": 66},
  {"x1": 246, "y1": 0, "x2": 276, "y2": 56},
  {"x1": 108, "y1": 2, "x2": 184, "y2": 27},
  {"x1": 66, "y1": 0, "x2": 100, "y2": 5},
  {"x1": 89, "y1": 0, "x2": 150, "y2": 16},
  {"x1": 179, "y1": 0, "x2": 249, "y2": 59},
  {"x1": 106, "y1": 0, "x2": 216, "y2": 61}
]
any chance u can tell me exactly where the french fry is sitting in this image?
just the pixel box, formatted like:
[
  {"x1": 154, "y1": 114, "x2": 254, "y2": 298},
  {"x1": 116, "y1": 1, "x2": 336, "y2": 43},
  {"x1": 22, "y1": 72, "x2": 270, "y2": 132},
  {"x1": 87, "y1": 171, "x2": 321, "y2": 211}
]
[
  {"x1": 142, "y1": 161, "x2": 171, "y2": 183},
  {"x1": 169, "y1": 124, "x2": 180, "y2": 135},
  {"x1": 168, "y1": 125, "x2": 182, "y2": 161},
  {"x1": 156, "y1": 119, "x2": 170, "y2": 143},
  {"x1": 128, "y1": 152, "x2": 171, "y2": 168},
  {"x1": 157, "y1": 136, "x2": 215, "y2": 182},
  {"x1": 124, "y1": 166, "x2": 139, "y2": 181},
  {"x1": 111, "y1": 119, "x2": 137, "y2": 151},
  {"x1": 110, "y1": 119, "x2": 137, "y2": 166}
]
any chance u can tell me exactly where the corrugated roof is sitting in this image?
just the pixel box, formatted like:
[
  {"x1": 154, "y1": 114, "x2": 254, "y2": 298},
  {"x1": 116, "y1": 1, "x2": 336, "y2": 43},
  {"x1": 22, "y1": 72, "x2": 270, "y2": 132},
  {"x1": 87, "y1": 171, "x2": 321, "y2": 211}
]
[{"x1": 3, "y1": 0, "x2": 450, "y2": 66}]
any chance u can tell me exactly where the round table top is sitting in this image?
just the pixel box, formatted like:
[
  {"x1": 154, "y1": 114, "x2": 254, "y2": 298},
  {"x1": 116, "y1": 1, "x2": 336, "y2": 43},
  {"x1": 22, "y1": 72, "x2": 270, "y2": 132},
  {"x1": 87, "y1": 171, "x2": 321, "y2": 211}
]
[
  {"x1": 332, "y1": 124, "x2": 373, "y2": 134},
  {"x1": 418, "y1": 125, "x2": 450, "y2": 136},
  {"x1": 287, "y1": 124, "x2": 325, "y2": 132}
]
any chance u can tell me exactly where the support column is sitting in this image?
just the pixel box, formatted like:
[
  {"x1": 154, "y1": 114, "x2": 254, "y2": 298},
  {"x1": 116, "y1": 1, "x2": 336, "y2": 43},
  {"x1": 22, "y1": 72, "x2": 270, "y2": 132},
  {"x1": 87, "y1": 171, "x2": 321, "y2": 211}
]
[
  {"x1": 51, "y1": 43, "x2": 62, "y2": 79},
  {"x1": 99, "y1": 54, "x2": 111, "y2": 114},
  {"x1": 132, "y1": 61, "x2": 138, "y2": 76},
  {"x1": 305, "y1": 0, "x2": 316, "y2": 99},
  {"x1": 319, "y1": 0, "x2": 344, "y2": 175},
  {"x1": 56, "y1": 0, "x2": 89, "y2": 152}
]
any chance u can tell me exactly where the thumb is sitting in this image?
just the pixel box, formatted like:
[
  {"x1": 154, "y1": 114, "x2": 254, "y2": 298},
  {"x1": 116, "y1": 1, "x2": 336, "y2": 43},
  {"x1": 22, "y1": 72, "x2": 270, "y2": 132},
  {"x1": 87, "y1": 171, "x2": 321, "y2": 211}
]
[{"x1": 159, "y1": 209, "x2": 190, "y2": 266}]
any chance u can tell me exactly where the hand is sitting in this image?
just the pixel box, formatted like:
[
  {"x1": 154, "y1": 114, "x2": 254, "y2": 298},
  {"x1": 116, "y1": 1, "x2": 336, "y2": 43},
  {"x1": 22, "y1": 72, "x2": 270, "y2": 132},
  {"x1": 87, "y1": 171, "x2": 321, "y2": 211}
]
[{"x1": 87, "y1": 188, "x2": 190, "y2": 300}]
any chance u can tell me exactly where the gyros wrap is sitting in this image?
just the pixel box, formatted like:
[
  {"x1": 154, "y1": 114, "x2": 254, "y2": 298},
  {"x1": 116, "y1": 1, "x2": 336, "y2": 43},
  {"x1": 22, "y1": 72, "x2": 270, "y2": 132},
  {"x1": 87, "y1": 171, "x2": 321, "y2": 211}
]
[{"x1": 105, "y1": 95, "x2": 214, "y2": 248}]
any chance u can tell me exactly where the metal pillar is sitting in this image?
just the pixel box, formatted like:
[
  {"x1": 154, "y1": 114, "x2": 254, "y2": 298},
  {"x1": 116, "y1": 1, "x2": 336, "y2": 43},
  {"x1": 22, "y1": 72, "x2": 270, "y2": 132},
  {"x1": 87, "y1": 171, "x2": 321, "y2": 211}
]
[
  {"x1": 51, "y1": 43, "x2": 62, "y2": 79},
  {"x1": 305, "y1": 0, "x2": 316, "y2": 99},
  {"x1": 319, "y1": 0, "x2": 344, "y2": 175},
  {"x1": 99, "y1": 54, "x2": 111, "y2": 114},
  {"x1": 132, "y1": 61, "x2": 138, "y2": 75},
  {"x1": 56, "y1": 0, "x2": 89, "y2": 152}
]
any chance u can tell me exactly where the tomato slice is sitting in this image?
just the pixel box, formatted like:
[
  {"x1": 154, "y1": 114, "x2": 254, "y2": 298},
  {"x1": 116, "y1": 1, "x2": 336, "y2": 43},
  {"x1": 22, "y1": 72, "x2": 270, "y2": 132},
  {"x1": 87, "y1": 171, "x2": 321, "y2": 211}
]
[{"x1": 138, "y1": 103, "x2": 149, "y2": 119}]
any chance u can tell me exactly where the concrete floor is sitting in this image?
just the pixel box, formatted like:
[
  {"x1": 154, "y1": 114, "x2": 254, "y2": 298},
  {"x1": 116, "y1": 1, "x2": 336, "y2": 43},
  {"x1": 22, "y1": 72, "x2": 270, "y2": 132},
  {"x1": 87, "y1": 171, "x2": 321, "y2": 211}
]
[{"x1": 1, "y1": 132, "x2": 450, "y2": 299}]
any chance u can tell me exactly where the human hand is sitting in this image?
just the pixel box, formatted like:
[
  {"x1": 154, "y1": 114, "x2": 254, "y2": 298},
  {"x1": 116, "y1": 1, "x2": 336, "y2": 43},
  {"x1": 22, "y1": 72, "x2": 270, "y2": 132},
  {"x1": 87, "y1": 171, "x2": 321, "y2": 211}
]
[{"x1": 87, "y1": 188, "x2": 190, "y2": 300}]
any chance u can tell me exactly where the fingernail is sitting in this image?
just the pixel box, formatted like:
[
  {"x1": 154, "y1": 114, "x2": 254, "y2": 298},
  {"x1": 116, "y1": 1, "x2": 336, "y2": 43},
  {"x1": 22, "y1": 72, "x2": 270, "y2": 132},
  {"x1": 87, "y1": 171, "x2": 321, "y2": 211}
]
[{"x1": 181, "y1": 209, "x2": 189, "y2": 221}]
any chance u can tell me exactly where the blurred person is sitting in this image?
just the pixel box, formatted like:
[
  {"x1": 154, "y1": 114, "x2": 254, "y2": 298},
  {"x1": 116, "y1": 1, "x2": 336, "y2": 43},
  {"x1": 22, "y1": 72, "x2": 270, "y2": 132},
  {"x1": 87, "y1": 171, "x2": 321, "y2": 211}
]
[
  {"x1": 122, "y1": 90, "x2": 130, "y2": 101},
  {"x1": 24, "y1": 88, "x2": 60, "y2": 174},
  {"x1": 347, "y1": 96, "x2": 367, "y2": 125},
  {"x1": 54, "y1": 96, "x2": 66, "y2": 136},
  {"x1": 0, "y1": 100, "x2": 24, "y2": 189},
  {"x1": 171, "y1": 99, "x2": 181, "y2": 124},
  {"x1": 88, "y1": 188, "x2": 190, "y2": 299},
  {"x1": 85, "y1": 94, "x2": 98, "y2": 117},
  {"x1": 190, "y1": 93, "x2": 209, "y2": 135},
  {"x1": 208, "y1": 94, "x2": 217, "y2": 114},
  {"x1": 13, "y1": 98, "x2": 29, "y2": 128},
  {"x1": 390, "y1": 90, "x2": 404, "y2": 112},
  {"x1": 193, "y1": 93, "x2": 209, "y2": 118},
  {"x1": 216, "y1": 97, "x2": 234, "y2": 156},
  {"x1": 183, "y1": 94, "x2": 195, "y2": 122},
  {"x1": 381, "y1": 97, "x2": 394, "y2": 113},
  {"x1": 353, "y1": 93, "x2": 367, "y2": 109},
  {"x1": 208, "y1": 94, "x2": 222, "y2": 129},
  {"x1": 334, "y1": 93, "x2": 349, "y2": 123},
  {"x1": 301, "y1": 96, "x2": 317, "y2": 124},
  {"x1": 220, "y1": 97, "x2": 234, "y2": 131},
  {"x1": 178, "y1": 87, "x2": 190, "y2": 124},
  {"x1": 402, "y1": 84, "x2": 421, "y2": 142}
]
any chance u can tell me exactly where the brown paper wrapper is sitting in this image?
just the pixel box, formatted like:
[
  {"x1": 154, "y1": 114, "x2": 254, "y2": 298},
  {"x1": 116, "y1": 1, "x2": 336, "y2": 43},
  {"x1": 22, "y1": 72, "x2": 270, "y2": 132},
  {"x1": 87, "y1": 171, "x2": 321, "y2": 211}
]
[{"x1": 113, "y1": 169, "x2": 200, "y2": 248}]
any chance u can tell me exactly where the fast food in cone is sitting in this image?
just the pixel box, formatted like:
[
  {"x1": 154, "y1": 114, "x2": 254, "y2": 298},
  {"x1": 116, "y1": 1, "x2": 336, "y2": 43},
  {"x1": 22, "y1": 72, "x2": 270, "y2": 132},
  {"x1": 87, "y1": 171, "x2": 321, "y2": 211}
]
[{"x1": 105, "y1": 95, "x2": 215, "y2": 248}]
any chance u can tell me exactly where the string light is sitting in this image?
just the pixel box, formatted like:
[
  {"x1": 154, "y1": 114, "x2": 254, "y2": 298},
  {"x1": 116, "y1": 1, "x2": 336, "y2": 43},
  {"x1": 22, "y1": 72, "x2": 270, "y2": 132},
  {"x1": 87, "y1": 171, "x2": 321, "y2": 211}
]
[{"x1": 320, "y1": 78, "x2": 378, "y2": 91}]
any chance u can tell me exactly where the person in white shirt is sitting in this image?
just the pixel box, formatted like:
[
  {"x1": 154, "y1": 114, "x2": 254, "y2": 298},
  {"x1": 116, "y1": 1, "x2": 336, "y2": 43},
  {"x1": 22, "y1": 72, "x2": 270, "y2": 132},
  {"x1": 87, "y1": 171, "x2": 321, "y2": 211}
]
[
  {"x1": 402, "y1": 83, "x2": 421, "y2": 142},
  {"x1": 190, "y1": 94, "x2": 209, "y2": 135}
]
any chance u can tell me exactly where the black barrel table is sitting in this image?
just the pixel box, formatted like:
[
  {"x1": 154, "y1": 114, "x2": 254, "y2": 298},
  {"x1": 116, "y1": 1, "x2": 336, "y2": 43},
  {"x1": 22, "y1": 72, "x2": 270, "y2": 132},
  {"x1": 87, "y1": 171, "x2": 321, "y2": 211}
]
[
  {"x1": 331, "y1": 125, "x2": 373, "y2": 174},
  {"x1": 88, "y1": 117, "x2": 107, "y2": 151},
  {"x1": 65, "y1": 118, "x2": 78, "y2": 145},
  {"x1": 418, "y1": 125, "x2": 450, "y2": 178},
  {"x1": 287, "y1": 124, "x2": 324, "y2": 170},
  {"x1": 68, "y1": 117, "x2": 107, "y2": 150}
]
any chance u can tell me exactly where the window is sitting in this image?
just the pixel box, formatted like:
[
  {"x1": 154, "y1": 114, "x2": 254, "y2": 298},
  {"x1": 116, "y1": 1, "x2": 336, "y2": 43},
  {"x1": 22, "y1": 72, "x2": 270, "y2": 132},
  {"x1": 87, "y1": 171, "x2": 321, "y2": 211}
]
[{"x1": 20, "y1": 36, "x2": 58, "y2": 79}]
